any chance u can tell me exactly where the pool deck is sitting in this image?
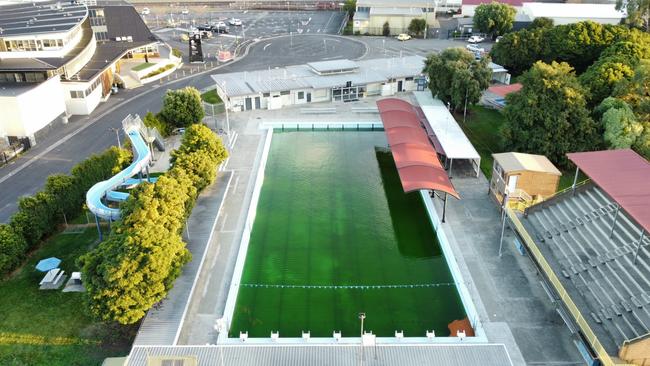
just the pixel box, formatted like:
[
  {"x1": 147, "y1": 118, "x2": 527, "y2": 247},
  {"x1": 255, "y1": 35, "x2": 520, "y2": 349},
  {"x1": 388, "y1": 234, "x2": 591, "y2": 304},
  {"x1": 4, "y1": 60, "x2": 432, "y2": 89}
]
[{"x1": 131, "y1": 96, "x2": 583, "y2": 365}]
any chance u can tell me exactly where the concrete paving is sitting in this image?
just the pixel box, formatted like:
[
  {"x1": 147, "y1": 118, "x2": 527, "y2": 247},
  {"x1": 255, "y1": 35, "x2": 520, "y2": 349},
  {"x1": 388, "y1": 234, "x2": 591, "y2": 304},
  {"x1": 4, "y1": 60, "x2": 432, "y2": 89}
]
[
  {"x1": 172, "y1": 97, "x2": 583, "y2": 366},
  {"x1": 428, "y1": 161, "x2": 584, "y2": 366}
]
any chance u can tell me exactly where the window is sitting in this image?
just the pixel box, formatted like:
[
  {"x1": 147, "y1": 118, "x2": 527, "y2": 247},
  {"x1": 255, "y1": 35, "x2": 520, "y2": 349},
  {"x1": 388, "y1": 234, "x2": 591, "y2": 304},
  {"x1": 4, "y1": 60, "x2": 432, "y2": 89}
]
[
  {"x1": 280, "y1": 90, "x2": 290, "y2": 95},
  {"x1": 298, "y1": 91, "x2": 304, "y2": 99},
  {"x1": 263, "y1": 92, "x2": 270, "y2": 97},
  {"x1": 405, "y1": 77, "x2": 414, "y2": 81}
]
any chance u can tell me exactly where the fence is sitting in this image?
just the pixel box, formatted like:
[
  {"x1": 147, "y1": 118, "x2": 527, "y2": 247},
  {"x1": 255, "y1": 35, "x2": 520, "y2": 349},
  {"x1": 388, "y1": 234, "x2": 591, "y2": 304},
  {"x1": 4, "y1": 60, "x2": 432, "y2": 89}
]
[
  {"x1": 506, "y1": 207, "x2": 635, "y2": 366},
  {"x1": 0, "y1": 140, "x2": 28, "y2": 167},
  {"x1": 202, "y1": 101, "x2": 227, "y2": 131}
]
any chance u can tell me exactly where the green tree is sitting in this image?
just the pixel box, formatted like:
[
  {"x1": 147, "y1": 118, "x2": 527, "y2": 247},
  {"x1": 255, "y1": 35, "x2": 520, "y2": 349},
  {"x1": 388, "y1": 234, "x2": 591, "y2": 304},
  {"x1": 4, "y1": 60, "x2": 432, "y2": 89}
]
[
  {"x1": 490, "y1": 28, "x2": 550, "y2": 75},
  {"x1": 343, "y1": 0, "x2": 356, "y2": 18},
  {"x1": 617, "y1": 0, "x2": 650, "y2": 32},
  {"x1": 160, "y1": 87, "x2": 205, "y2": 128},
  {"x1": 473, "y1": 2, "x2": 517, "y2": 37},
  {"x1": 529, "y1": 17, "x2": 554, "y2": 29},
  {"x1": 579, "y1": 56, "x2": 636, "y2": 107},
  {"x1": 408, "y1": 18, "x2": 427, "y2": 37},
  {"x1": 423, "y1": 47, "x2": 492, "y2": 111},
  {"x1": 143, "y1": 111, "x2": 171, "y2": 137},
  {"x1": 597, "y1": 98, "x2": 644, "y2": 149},
  {"x1": 0, "y1": 224, "x2": 27, "y2": 275},
  {"x1": 502, "y1": 61, "x2": 600, "y2": 167},
  {"x1": 382, "y1": 21, "x2": 390, "y2": 37}
]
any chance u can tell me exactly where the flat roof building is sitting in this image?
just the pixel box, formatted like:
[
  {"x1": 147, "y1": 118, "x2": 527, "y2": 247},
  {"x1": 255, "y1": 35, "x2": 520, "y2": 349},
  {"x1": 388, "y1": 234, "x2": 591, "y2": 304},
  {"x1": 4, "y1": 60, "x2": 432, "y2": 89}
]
[
  {"x1": 212, "y1": 56, "x2": 428, "y2": 112},
  {"x1": 353, "y1": 0, "x2": 460, "y2": 35},
  {"x1": 0, "y1": 1, "x2": 172, "y2": 146}
]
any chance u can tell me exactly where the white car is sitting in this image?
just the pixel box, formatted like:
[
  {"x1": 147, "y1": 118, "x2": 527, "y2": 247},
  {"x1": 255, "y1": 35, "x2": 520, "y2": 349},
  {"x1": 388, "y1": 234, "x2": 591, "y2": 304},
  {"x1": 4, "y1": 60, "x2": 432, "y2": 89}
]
[
  {"x1": 141, "y1": 7, "x2": 150, "y2": 15},
  {"x1": 214, "y1": 21, "x2": 227, "y2": 28},
  {"x1": 229, "y1": 18, "x2": 242, "y2": 26},
  {"x1": 181, "y1": 9, "x2": 189, "y2": 15},
  {"x1": 467, "y1": 35, "x2": 485, "y2": 44},
  {"x1": 466, "y1": 44, "x2": 485, "y2": 53},
  {"x1": 396, "y1": 33, "x2": 411, "y2": 41}
]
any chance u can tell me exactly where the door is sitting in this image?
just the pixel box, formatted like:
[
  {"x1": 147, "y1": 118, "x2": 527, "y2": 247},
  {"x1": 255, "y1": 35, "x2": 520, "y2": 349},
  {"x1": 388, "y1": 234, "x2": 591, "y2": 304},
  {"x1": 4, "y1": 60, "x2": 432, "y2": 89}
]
[
  {"x1": 255, "y1": 96, "x2": 260, "y2": 109},
  {"x1": 245, "y1": 97, "x2": 252, "y2": 110},
  {"x1": 397, "y1": 80, "x2": 403, "y2": 92},
  {"x1": 307, "y1": 92, "x2": 311, "y2": 102},
  {"x1": 507, "y1": 175, "x2": 518, "y2": 193}
]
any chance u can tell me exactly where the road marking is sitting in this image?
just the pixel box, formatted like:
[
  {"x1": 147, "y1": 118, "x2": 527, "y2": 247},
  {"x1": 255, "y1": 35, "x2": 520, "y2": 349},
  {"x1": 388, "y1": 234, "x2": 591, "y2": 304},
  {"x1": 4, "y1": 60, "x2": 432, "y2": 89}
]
[
  {"x1": 232, "y1": 175, "x2": 240, "y2": 193},
  {"x1": 263, "y1": 42, "x2": 271, "y2": 51},
  {"x1": 219, "y1": 213, "x2": 228, "y2": 232}
]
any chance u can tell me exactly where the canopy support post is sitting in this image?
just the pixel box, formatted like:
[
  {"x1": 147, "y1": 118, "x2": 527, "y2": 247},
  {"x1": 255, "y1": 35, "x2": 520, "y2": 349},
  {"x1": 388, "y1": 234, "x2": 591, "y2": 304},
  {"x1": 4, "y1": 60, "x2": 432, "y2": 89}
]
[
  {"x1": 634, "y1": 229, "x2": 645, "y2": 265},
  {"x1": 442, "y1": 192, "x2": 448, "y2": 223},
  {"x1": 571, "y1": 167, "x2": 580, "y2": 196},
  {"x1": 609, "y1": 204, "x2": 620, "y2": 238},
  {"x1": 498, "y1": 191, "x2": 509, "y2": 258},
  {"x1": 449, "y1": 158, "x2": 453, "y2": 179},
  {"x1": 94, "y1": 214, "x2": 103, "y2": 242}
]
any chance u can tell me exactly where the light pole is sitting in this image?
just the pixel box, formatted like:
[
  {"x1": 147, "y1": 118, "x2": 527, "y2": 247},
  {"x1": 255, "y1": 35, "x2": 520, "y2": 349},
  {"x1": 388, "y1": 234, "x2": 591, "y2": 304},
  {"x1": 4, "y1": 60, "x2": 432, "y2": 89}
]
[
  {"x1": 221, "y1": 81, "x2": 231, "y2": 139},
  {"x1": 108, "y1": 128, "x2": 121, "y2": 149},
  {"x1": 359, "y1": 312, "x2": 366, "y2": 364}
]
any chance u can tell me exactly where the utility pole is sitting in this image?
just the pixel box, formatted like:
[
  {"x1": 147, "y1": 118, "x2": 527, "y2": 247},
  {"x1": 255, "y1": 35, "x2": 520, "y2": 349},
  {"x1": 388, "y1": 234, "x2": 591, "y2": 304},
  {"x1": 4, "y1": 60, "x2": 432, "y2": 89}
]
[{"x1": 109, "y1": 127, "x2": 121, "y2": 149}]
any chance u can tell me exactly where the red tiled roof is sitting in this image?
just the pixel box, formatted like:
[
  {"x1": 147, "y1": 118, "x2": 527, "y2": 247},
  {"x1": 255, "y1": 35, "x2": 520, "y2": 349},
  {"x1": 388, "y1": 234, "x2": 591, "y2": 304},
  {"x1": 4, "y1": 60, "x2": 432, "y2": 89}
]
[
  {"x1": 567, "y1": 149, "x2": 650, "y2": 233},
  {"x1": 487, "y1": 83, "x2": 523, "y2": 98},
  {"x1": 377, "y1": 98, "x2": 459, "y2": 199}
]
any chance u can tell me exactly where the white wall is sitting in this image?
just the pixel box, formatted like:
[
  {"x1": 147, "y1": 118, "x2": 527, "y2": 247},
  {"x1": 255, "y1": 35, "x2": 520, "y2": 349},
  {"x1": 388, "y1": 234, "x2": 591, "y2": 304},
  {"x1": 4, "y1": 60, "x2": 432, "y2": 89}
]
[
  {"x1": 62, "y1": 78, "x2": 103, "y2": 115},
  {"x1": 0, "y1": 77, "x2": 66, "y2": 138}
]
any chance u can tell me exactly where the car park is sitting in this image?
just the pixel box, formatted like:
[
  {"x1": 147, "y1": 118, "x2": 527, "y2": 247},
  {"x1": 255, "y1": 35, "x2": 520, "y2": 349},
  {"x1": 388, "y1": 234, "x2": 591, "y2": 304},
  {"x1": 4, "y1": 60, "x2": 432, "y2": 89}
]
[
  {"x1": 397, "y1": 33, "x2": 411, "y2": 41},
  {"x1": 229, "y1": 18, "x2": 242, "y2": 26},
  {"x1": 467, "y1": 35, "x2": 485, "y2": 43}
]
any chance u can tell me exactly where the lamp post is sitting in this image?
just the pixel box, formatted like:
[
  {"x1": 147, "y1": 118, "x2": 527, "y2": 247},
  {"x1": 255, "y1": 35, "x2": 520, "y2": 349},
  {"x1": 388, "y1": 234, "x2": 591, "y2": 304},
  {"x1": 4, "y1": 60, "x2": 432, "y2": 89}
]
[
  {"x1": 221, "y1": 81, "x2": 231, "y2": 139},
  {"x1": 359, "y1": 312, "x2": 366, "y2": 364},
  {"x1": 108, "y1": 127, "x2": 121, "y2": 149}
]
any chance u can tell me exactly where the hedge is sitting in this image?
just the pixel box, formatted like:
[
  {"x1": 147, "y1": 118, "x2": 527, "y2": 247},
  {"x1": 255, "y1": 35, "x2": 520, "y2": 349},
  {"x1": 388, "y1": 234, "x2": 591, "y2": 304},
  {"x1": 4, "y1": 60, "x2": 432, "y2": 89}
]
[
  {"x1": 1, "y1": 147, "x2": 131, "y2": 277},
  {"x1": 79, "y1": 124, "x2": 228, "y2": 324}
]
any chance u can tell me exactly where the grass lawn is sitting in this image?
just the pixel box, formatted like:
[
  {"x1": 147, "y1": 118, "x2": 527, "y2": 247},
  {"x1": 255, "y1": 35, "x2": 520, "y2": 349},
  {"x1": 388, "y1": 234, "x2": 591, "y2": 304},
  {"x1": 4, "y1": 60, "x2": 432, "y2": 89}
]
[
  {"x1": 456, "y1": 105, "x2": 505, "y2": 179},
  {"x1": 201, "y1": 89, "x2": 222, "y2": 104},
  {"x1": 457, "y1": 105, "x2": 585, "y2": 192},
  {"x1": 132, "y1": 62, "x2": 155, "y2": 72},
  {"x1": 0, "y1": 227, "x2": 137, "y2": 366}
]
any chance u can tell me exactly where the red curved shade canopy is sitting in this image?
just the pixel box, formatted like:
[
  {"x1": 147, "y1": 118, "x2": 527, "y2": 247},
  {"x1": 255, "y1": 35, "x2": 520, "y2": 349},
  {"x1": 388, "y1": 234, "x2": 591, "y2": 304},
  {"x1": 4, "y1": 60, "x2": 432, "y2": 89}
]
[{"x1": 377, "y1": 98, "x2": 459, "y2": 199}]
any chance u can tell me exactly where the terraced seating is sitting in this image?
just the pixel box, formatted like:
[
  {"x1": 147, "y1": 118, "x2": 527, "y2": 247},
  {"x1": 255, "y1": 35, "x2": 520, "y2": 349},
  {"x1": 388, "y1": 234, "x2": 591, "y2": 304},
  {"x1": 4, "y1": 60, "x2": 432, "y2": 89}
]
[{"x1": 524, "y1": 184, "x2": 650, "y2": 353}]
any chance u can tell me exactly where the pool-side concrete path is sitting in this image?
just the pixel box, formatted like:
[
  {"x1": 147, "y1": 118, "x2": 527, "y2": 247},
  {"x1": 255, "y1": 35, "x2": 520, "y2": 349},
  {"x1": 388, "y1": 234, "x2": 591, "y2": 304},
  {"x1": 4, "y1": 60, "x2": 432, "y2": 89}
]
[{"x1": 131, "y1": 96, "x2": 584, "y2": 365}]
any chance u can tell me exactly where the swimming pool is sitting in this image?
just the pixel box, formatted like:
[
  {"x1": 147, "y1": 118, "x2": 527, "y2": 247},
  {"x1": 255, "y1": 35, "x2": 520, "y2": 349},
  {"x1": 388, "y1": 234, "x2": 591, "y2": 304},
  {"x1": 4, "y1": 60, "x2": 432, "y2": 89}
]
[{"x1": 227, "y1": 131, "x2": 468, "y2": 339}]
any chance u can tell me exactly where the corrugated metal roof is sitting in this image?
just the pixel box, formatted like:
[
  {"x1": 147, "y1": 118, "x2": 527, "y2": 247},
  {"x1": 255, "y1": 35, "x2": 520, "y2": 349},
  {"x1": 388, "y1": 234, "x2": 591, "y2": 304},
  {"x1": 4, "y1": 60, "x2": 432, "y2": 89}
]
[
  {"x1": 0, "y1": 0, "x2": 87, "y2": 36},
  {"x1": 413, "y1": 91, "x2": 480, "y2": 160},
  {"x1": 211, "y1": 56, "x2": 426, "y2": 97},
  {"x1": 127, "y1": 344, "x2": 513, "y2": 366},
  {"x1": 492, "y1": 152, "x2": 561, "y2": 175},
  {"x1": 307, "y1": 59, "x2": 358, "y2": 73}
]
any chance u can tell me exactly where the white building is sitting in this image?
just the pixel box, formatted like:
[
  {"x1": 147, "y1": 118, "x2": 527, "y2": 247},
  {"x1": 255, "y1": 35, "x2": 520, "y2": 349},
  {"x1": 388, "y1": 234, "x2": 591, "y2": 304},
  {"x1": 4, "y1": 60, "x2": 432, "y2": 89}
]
[
  {"x1": 0, "y1": 1, "x2": 161, "y2": 145},
  {"x1": 353, "y1": 0, "x2": 461, "y2": 35},
  {"x1": 461, "y1": 0, "x2": 523, "y2": 17},
  {"x1": 212, "y1": 56, "x2": 428, "y2": 112},
  {"x1": 519, "y1": 3, "x2": 626, "y2": 25}
]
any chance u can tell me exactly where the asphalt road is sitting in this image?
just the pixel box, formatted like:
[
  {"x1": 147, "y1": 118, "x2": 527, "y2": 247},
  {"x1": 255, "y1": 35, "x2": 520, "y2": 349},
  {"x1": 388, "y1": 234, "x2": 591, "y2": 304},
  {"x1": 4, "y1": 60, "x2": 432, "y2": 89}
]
[{"x1": 0, "y1": 34, "x2": 366, "y2": 222}]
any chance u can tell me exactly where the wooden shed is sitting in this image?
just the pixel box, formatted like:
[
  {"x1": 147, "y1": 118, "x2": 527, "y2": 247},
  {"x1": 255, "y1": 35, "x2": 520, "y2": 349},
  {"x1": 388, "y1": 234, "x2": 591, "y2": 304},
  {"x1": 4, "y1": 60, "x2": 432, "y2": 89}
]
[{"x1": 490, "y1": 152, "x2": 561, "y2": 207}]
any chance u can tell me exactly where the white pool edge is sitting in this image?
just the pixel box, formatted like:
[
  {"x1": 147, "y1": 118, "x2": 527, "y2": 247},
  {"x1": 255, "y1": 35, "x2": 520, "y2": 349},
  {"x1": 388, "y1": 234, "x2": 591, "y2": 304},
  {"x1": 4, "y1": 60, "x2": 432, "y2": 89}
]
[{"x1": 219, "y1": 126, "x2": 486, "y2": 345}]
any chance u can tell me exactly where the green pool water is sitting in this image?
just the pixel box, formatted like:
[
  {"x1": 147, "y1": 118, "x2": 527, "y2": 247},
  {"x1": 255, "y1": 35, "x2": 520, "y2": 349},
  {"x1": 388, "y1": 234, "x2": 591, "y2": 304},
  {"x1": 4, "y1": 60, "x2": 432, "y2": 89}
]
[{"x1": 229, "y1": 132, "x2": 466, "y2": 338}]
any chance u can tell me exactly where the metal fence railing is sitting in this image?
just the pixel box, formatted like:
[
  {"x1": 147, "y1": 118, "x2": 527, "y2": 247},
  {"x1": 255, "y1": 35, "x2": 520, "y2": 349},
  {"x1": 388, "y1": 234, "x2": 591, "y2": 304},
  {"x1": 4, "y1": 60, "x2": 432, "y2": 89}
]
[{"x1": 506, "y1": 207, "x2": 635, "y2": 366}]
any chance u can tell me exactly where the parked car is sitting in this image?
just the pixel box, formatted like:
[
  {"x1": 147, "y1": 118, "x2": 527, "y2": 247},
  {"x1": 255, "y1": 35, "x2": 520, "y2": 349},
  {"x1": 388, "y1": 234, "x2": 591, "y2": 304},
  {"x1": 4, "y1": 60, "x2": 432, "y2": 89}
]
[
  {"x1": 141, "y1": 7, "x2": 150, "y2": 15},
  {"x1": 397, "y1": 33, "x2": 411, "y2": 41},
  {"x1": 197, "y1": 24, "x2": 212, "y2": 31},
  {"x1": 181, "y1": 9, "x2": 189, "y2": 15},
  {"x1": 228, "y1": 18, "x2": 242, "y2": 26},
  {"x1": 213, "y1": 21, "x2": 227, "y2": 28},
  {"x1": 466, "y1": 44, "x2": 485, "y2": 53},
  {"x1": 212, "y1": 25, "x2": 229, "y2": 34},
  {"x1": 467, "y1": 35, "x2": 485, "y2": 43}
]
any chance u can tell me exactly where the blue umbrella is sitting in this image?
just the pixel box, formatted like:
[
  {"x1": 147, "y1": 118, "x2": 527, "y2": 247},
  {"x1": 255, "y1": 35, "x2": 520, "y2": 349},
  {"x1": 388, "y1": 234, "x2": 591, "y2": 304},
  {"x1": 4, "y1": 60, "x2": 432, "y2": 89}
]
[{"x1": 35, "y1": 257, "x2": 61, "y2": 272}]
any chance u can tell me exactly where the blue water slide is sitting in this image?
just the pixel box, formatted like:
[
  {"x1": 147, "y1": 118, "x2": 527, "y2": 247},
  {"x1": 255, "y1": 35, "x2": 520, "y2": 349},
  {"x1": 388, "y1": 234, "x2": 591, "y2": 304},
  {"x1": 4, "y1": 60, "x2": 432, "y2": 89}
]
[{"x1": 86, "y1": 127, "x2": 153, "y2": 220}]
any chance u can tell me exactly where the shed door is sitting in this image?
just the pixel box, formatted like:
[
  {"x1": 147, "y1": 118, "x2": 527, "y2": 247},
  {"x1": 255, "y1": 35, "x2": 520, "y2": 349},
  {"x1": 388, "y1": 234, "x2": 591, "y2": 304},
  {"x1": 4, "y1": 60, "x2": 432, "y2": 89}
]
[
  {"x1": 507, "y1": 175, "x2": 518, "y2": 193},
  {"x1": 245, "y1": 97, "x2": 252, "y2": 110}
]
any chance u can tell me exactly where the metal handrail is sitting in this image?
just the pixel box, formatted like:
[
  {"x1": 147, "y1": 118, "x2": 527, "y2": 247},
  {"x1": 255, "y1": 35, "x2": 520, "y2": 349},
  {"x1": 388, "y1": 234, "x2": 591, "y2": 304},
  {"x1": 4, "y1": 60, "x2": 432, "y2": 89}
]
[{"x1": 506, "y1": 208, "x2": 635, "y2": 366}]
